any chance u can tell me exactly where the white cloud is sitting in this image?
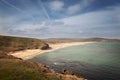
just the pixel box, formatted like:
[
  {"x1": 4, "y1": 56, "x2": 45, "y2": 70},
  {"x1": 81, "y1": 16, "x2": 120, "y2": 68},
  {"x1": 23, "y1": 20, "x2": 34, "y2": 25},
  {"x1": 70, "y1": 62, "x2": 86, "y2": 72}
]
[
  {"x1": 66, "y1": 0, "x2": 94, "y2": 14},
  {"x1": 12, "y1": 23, "x2": 43, "y2": 31},
  {"x1": 0, "y1": 19, "x2": 7, "y2": 35},
  {"x1": 61, "y1": 6, "x2": 120, "y2": 27},
  {"x1": 67, "y1": 4, "x2": 81, "y2": 14},
  {"x1": 82, "y1": 0, "x2": 94, "y2": 7},
  {"x1": 114, "y1": 6, "x2": 120, "y2": 24},
  {"x1": 0, "y1": 26, "x2": 8, "y2": 35},
  {"x1": 49, "y1": 0, "x2": 64, "y2": 11},
  {"x1": 4, "y1": 6, "x2": 120, "y2": 38},
  {"x1": 1, "y1": 1, "x2": 120, "y2": 39},
  {"x1": 0, "y1": 16, "x2": 15, "y2": 35}
]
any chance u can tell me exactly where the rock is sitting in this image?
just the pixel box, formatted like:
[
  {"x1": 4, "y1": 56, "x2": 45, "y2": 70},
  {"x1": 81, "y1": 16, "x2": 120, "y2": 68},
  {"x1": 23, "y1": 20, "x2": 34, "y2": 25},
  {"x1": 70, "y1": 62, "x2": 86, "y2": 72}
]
[
  {"x1": 41, "y1": 43, "x2": 50, "y2": 50},
  {"x1": 62, "y1": 68, "x2": 74, "y2": 75}
]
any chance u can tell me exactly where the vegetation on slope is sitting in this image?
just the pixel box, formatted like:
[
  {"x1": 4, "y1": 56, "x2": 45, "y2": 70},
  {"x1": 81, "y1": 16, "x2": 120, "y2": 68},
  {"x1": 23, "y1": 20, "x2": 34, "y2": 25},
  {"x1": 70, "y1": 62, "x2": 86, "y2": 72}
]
[
  {"x1": 0, "y1": 54, "x2": 84, "y2": 80},
  {"x1": 0, "y1": 35, "x2": 49, "y2": 54},
  {"x1": 0, "y1": 56, "x2": 59, "y2": 80},
  {"x1": 0, "y1": 35, "x2": 85, "y2": 80}
]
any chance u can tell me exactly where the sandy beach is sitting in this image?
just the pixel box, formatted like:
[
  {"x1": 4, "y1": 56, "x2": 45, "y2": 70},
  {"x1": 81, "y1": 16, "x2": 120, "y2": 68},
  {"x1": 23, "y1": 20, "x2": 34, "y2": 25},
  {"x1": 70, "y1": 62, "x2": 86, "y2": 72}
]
[{"x1": 10, "y1": 42, "x2": 93, "y2": 60}]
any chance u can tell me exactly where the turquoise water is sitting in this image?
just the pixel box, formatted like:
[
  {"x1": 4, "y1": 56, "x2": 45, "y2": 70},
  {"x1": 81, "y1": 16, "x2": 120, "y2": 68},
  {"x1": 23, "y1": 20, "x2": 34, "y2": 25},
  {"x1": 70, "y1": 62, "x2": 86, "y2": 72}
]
[{"x1": 30, "y1": 42, "x2": 120, "y2": 80}]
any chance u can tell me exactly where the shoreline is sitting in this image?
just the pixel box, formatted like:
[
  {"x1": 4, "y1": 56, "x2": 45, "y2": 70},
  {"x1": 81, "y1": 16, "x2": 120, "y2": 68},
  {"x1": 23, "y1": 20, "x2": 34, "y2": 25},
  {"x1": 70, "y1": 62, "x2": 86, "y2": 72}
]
[{"x1": 10, "y1": 42, "x2": 94, "y2": 60}]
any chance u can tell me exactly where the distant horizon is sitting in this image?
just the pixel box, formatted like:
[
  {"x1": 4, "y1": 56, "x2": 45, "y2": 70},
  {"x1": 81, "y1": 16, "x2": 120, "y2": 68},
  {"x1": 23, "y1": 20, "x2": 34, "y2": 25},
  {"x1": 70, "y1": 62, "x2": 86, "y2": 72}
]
[
  {"x1": 1, "y1": 34, "x2": 120, "y2": 40},
  {"x1": 0, "y1": 0, "x2": 120, "y2": 38}
]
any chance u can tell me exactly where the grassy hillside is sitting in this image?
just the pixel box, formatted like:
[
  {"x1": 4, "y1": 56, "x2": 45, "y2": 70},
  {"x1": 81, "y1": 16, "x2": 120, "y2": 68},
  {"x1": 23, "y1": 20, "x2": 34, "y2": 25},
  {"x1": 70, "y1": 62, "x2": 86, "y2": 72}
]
[
  {"x1": 0, "y1": 55, "x2": 59, "y2": 80},
  {"x1": 0, "y1": 35, "x2": 49, "y2": 54},
  {"x1": 0, "y1": 35, "x2": 84, "y2": 80},
  {"x1": 0, "y1": 35, "x2": 58, "y2": 80},
  {"x1": 0, "y1": 54, "x2": 84, "y2": 80}
]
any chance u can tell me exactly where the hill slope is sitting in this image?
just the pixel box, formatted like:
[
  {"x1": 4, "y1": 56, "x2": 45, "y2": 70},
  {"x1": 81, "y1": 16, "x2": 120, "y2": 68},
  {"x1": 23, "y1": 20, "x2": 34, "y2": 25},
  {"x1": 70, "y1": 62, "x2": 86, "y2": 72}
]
[
  {"x1": 0, "y1": 35, "x2": 84, "y2": 80},
  {"x1": 0, "y1": 53, "x2": 84, "y2": 80},
  {"x1": 0, "y1": 35, "x2": 49, "y2": 54}
]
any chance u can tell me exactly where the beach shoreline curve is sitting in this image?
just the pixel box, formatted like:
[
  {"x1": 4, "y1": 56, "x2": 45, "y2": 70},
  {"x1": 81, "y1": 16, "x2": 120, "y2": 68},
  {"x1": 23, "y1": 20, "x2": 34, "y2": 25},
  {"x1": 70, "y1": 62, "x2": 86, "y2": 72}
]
[{"x1": 10, "y1": 42, "x2": 94, "y2": 60}]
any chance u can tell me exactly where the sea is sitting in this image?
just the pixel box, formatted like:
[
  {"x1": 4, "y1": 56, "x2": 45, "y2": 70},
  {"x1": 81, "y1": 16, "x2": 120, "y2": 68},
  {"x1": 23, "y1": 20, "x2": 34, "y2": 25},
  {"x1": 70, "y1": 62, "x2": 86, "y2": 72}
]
[{"x1": 29, "y1": 42, "x2": 120, "y2": 80}]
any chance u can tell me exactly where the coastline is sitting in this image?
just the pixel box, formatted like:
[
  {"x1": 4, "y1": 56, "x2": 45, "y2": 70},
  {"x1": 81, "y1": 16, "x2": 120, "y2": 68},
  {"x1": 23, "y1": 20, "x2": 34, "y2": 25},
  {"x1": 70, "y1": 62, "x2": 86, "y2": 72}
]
[{"x1": 10, "y1": 42, "x2": 94, "y2": 60}]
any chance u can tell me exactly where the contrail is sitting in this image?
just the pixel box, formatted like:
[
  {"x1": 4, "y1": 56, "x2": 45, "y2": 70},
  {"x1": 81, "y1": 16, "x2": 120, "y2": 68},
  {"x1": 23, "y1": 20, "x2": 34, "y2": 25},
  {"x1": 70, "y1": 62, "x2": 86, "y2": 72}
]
[
  {"x1": 1, "y1": 0, "x2": 35, "y2": 23},
  {"x1": 39, "y1": 0, "x2": 51, "y2": 20},
  {"x1": 2, "y1": 0, "x2": 51, "y2": 24},
  {"x1": 1, "y1": 0, "x2": 25, "y2": 13}
]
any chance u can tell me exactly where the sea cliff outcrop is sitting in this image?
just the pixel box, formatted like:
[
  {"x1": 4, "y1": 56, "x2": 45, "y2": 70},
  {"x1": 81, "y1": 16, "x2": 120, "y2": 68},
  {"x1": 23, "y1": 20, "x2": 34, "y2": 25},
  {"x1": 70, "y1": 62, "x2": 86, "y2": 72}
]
[{"x1": 41, "y1": 43, "x2": 50, "y2": 50}]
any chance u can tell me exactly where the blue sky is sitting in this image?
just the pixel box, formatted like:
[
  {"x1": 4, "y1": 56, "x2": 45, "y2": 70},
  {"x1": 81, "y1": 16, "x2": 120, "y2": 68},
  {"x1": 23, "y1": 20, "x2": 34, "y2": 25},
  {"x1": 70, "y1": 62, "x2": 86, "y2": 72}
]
[{"x1": 0, "y1": 0, "x2": 120, "y2": 39}]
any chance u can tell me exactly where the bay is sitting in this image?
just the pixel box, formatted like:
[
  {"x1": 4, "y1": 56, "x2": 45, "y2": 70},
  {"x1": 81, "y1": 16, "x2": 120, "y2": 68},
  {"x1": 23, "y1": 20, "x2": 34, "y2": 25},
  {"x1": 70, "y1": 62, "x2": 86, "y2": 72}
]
[{"x1": 30, "y1": 42, "x2": 120, "y2": 80}]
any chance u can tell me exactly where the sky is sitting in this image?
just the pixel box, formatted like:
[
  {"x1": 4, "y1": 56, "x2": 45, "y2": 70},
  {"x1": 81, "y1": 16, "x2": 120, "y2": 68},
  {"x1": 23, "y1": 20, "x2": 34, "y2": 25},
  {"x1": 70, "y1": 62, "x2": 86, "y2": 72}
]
[{"x1": 0, "y1": 0, "x2": 120, "y2": 39}]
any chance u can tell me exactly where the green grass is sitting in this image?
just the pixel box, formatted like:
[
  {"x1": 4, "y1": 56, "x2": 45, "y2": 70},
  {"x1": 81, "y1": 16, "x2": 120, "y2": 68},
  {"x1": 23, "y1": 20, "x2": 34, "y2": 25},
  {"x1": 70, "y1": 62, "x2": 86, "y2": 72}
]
[
  {"x1": 0, "y1": 59, "x2": 60, "y2": 80},
  {"x1": 0, "y1": 35, "x2": 47, "y2": 54},
  {"x1": 0, "y1": 35, "x2": 60, "y2": 80},
  {"x1": 0, "y1": 35, "x2": 84, "y2": 80}
]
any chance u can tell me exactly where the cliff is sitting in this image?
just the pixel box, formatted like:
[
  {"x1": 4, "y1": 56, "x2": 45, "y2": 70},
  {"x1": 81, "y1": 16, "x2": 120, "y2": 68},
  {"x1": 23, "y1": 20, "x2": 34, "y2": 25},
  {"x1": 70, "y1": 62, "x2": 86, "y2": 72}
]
[{"x1": 0, "y1": 35, "x2": 85, "y2": 80}]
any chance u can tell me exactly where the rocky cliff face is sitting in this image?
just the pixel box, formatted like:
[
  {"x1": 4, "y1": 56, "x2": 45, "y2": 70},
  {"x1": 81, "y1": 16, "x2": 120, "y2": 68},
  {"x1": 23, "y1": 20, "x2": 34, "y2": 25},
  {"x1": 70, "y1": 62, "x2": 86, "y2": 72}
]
[{"x1": 41, "y1": 43, "x2": 50, "y2": 50}]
